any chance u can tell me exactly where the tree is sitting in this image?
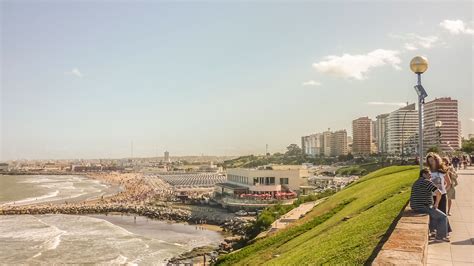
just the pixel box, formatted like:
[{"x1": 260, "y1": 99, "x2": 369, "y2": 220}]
[
  {"x1": 427, "y1": 146, "x2": 441, "y2": 154},
  {"x1": 337, "y1": 153, "x2": 354, "y2": 162},
  {"x1": 461, "y1": 138, "x2": 474, "y2": 154},
  {"x1": 285, "y1": 144, "x2": 302, "y2": 156}
]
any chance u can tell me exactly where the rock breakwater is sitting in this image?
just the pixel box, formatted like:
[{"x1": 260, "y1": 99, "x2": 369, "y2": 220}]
[{"x1": 0, "y1": 203, "x2": 251, "y2": 235}]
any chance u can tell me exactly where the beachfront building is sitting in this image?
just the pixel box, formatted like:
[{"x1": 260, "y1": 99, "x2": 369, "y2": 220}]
[
  {"x1": 331, "y1": 130, "x2": 348, "y2": 156},
  {"x1": 375, "y1": 114, "x2": 389, "y2": 154},
  {"x1": 301, "y1": 133, "x2": 323, "y2": 156},
  {"x1": 352, "y1": 117, "x2": 373, "y2": 155},
  {"x1": 387, "y1": 103, "x2": 419, "y2": 155},
  {"x1": 301, "y1": 129, "x2": 348, "y2": 157},
  {"x1": 423, "y1": 97, "x2": 461, "y2": 153},
  {"x1": 214, "y1": 165, "x2": 309, "y2": 207}
]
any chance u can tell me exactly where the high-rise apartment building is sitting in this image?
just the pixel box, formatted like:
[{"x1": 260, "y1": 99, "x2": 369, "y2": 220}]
[
  {"x1": 164, "y1": 151, "x2": 170, "y2": 162},
  {"x1": 352, "y1": 117, "x2": 372, "y2": 155},
  {"x1": 301, "y1": 129, "x2": 347, "y2": 157},
  {"x1": 322, "y1": 130, "x2": 333, "y2": 157},
  {"x1": 423, "y1": 97, "x2": 460, "y2": 153},
  {"x1": 331, "y1": 130, "x2": 348, "y2": 156},
  {"x1": 301, "y1": 133, "x2": 322, "y2": 156},
  {"x1": 375, "y1": 113, "x2": 389, "y2": 154},
  {"x1": 387, "y1": 104, "x2": 419, "y2": 155}
]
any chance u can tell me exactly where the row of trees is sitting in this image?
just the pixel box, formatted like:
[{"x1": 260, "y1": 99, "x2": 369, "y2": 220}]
[
  {"x1": 222, "y1": 144, "x2": 358, "y2": 168},
  {"x1": 426, "y1": 137, "x2": 474, "y2": 155},
  {"x1": 223, "y1": 138, "x2": 474, "y2": 169}
]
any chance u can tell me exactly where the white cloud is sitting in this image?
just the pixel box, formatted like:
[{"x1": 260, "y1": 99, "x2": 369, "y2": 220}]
[
  {"x1": 440, "y1": 19, "x2": 474, "y2": 35},
  {"x1": 404, "y1": 43, "x2": 418, "y2": 51},
  {"x1": 312, "y1": 49, "x2": 401, "y2": 80},
  {"x1": 391, "y1": 33, "x2": 439, "y2": 51},
  {"x1": 66, "y1": 68, "x2": 83, "y2": 78},
  {"x1": 367, "y1": 102, "x2": 406, "y2": 107},
  {"x1": 412, "y1": 35, "x2": 439, "y2": 49},
  {"x1": 302, "y1": 80, "x2": 321, "y2": 87}
]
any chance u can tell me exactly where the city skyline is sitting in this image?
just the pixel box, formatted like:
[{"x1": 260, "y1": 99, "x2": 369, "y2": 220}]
[{"x1": 2, "y1": 1, "x2": 473, "y2": 160}]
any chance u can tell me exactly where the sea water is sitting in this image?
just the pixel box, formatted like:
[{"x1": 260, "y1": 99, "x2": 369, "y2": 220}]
[
  {"x1": 0, "y1": 175, "x2": 223, "y2": 264},
  {"x1": 0, "y1": 214, "x2": 223, "y2": 264},
  {"x1": 0, "y1": 175, "x2": 116, "y2": 206}
]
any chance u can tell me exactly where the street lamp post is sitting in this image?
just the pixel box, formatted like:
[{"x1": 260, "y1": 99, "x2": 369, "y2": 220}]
[
  {"x1": 435, "y1": 120, "x2": 443, "y2": 151},
  {"x1": 410, "y1": 56, "x2": 429, "y2": 170}
]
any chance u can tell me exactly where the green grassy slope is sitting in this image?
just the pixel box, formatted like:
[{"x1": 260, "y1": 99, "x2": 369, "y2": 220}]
[{"x1": 216, "y1": 165, "x2": 418, "y2": 265}]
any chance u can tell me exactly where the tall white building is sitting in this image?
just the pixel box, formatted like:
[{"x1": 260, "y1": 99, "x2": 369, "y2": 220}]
[
  {"x1": 301, "y1": 133, "x2": 322, "y2": 156},
  {"x1": 322, "y1": 130, "x2": 333, "y2": 157},
  {"x1": 301, "y1": 129, "x2": 348, "y2": 157},
  {"x1": 387, "y1": 104, "x2": 419, "y2": 155},
  {"x1": 164, "y1": 151, "x2": 170, "y2": 163},
  {"x1": 375, "y1": 113, "x2": 389, "y2": 154}
]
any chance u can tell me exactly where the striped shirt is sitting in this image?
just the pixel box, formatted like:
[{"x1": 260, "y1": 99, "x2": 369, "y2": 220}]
[{"x1": 410, "y1": 178, "x2": 438, "y2": 211}]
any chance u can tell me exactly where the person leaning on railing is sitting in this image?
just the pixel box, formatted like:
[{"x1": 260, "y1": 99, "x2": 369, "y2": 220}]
[{"x1": 410, "y1": 168, "x2": 450, "y2": 242}]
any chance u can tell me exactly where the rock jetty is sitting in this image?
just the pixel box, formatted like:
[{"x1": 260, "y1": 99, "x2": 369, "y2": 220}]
[{"x1": 0, "y1": 203, "x2": 250, "y2": 235}]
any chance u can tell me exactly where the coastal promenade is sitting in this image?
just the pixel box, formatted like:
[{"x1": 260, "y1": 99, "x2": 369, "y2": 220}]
[{"x1": 427, "y1": 167, "x2": 474, "y2": 265}]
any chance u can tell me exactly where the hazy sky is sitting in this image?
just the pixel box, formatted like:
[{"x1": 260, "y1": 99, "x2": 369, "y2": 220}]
[{"x1": 1, "y1": 1, "x2": 473, "y2": 160}]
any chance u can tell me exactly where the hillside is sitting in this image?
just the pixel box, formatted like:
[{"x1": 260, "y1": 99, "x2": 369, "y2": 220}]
[
  {"x1": 222, "y1": 154, "x2": 338, "y2": 169},
  {"x1": 216, "y1": 166, "x2": 419, "y2": 265}
]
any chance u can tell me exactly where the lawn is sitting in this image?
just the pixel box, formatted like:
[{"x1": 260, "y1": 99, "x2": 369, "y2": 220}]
[{"x1": 216, "y1": 165, "x2": 419, "y2": 265}]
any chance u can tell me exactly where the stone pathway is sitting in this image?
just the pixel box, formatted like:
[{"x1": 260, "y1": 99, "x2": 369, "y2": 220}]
[
  {"x1": 255, "y1": 198, "x2": 325, "y2": 239},
  {"x1": 271, "y1": 199, "x2": 324, "y2": 230},
  {"x1": 427, "y1": 167, "x2": 474, "y2": 265}
]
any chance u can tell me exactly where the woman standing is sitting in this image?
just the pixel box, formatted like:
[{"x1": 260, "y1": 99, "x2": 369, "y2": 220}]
[
  {"x1": 426, "y1": 153, "x2": 451, "y2": 215},
  {"x1": 443, "y1": 157, "x2": 458, "y2": 216}
]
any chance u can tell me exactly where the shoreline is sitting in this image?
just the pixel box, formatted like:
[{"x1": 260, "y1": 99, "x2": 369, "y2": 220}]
[
  {"x1": 0, "y1": 173, "x2": 123, "y2": 207},
  {"x1": 0, "y1": 203, "x2": 245, "y2": 264},
  {"x1": 88, "y1": 213, "x2": 227, "y2": 263},
  {"x1": 0, "y1": 203, "x2": 248, "y2": 232},
  {"x1": 0, "y1": 172, "x2": 248, "y2": 264}
]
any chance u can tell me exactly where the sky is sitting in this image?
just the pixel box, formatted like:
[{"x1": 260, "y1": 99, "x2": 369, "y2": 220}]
[{"x1": 1, "y1": 0, "x2": 473, "y2": 160}]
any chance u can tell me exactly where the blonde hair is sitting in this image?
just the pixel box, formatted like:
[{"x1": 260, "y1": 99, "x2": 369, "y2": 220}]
[
  {"x1": 442, "y1": 157, "x2": 451, "y2": 165},
  {"x1": 426, "y1": 152, "x2": 446, "y2": 173}
]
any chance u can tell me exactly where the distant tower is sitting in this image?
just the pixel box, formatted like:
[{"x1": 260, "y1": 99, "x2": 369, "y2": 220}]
[{"x1": 164, "y1": 151, "x2": 170, "y2": 163}]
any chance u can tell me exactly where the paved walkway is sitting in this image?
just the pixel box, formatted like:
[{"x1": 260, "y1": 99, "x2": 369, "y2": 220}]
[
  {"x1": 427, "y1": 167, "x2": 474, "y2": 265},
  {"x1": 256, "y1": 198, "x2": 325, "y2": 238},
  {"x1": 271, "y1": 198, "x2": 325, "y2": 230}
]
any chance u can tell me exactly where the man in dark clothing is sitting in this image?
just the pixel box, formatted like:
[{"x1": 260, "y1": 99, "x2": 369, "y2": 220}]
[{"x1": 410, "y1": 168, "x2": 449, "y2": 242}]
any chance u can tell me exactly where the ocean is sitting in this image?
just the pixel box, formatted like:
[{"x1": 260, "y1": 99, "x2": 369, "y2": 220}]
[
  {"x1": 0, "y1": 175, "x2": 224, "y2": 264},
  {"x1": 0, "y1": 174, "x2": 119, "y2": 206}
]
